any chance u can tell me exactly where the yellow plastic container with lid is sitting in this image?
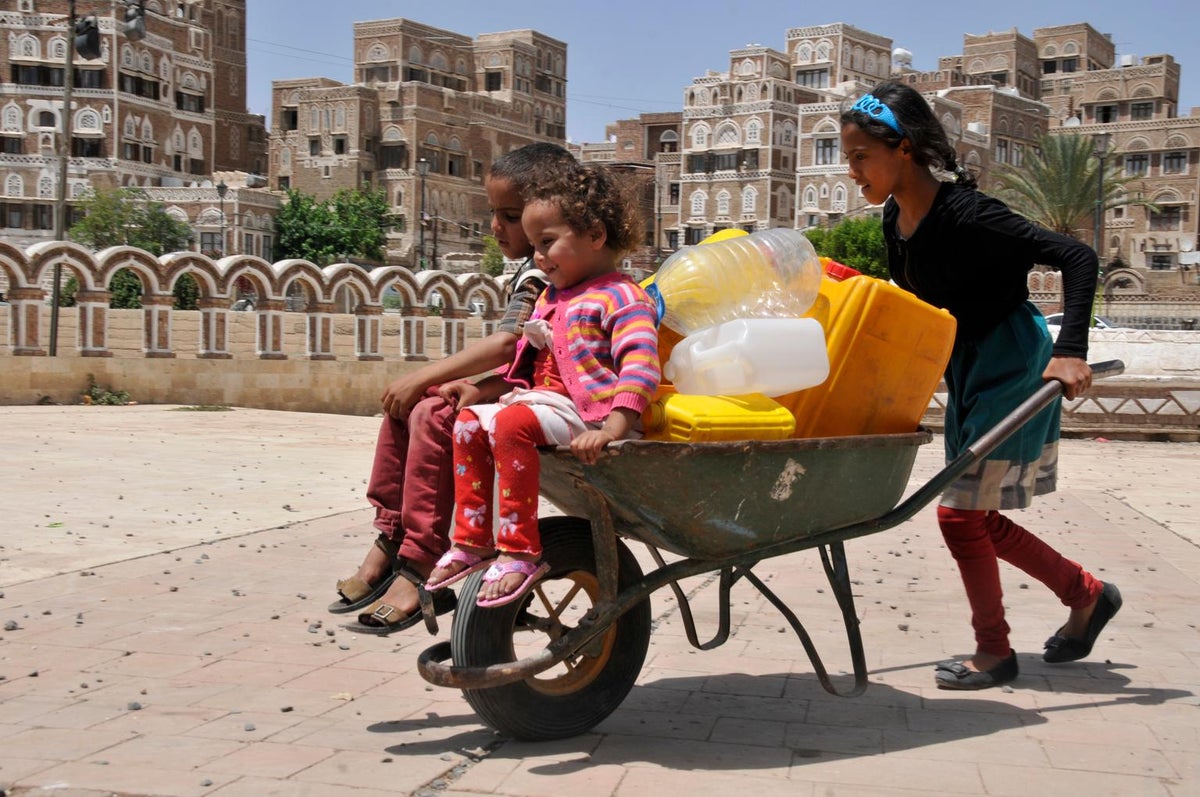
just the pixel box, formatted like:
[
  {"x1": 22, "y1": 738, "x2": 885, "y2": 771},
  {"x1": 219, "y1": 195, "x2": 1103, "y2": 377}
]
[
  {"x1": 781, "y1": 274, "x2": 956, "y2": 438},
  {"x1": 642, "y1": 387, "x2": 796, "y2": 443}
]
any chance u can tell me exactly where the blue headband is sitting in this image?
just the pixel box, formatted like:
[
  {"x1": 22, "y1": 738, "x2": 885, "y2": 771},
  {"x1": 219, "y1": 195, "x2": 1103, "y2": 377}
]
[{"x1": 850, "y1": 94, "x2": 905, "y2": 137}]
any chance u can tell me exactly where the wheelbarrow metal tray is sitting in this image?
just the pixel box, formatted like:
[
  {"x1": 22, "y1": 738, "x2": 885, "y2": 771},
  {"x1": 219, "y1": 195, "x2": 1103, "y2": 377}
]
[{"x1": 538, "y1": 430, "x2": 931, "y2": 560}]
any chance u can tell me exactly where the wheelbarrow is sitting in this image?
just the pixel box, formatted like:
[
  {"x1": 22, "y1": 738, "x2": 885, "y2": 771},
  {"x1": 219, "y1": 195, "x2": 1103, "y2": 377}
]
[{"x1": 417, "y1": 361, "x2": 1124, "y2": 740}]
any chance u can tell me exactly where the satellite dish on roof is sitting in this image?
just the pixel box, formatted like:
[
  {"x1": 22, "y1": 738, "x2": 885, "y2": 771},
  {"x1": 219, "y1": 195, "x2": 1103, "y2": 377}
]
[
  {"x1": 1063, "y1": 116, "x2": 1081, "y2": 127},
  {"x1": 893, "y1": 47, "x2": 913, "y2": 67}
]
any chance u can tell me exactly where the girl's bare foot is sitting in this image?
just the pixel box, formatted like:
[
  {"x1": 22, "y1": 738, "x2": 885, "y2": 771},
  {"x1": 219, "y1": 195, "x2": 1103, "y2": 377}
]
[{"x1": 478, "y1": 552, "x2": 540, "y2": 603}]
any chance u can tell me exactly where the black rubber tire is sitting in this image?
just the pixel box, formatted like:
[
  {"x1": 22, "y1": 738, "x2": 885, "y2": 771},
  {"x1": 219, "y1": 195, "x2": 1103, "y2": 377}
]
[{"x1": 450, "y1": 516, "x2": 651, "y2": 741}]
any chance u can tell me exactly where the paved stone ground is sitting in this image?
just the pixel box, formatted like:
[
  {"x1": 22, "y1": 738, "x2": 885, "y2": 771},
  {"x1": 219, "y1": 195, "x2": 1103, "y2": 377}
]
[{"x1": 0, "y1": 405, "x2": 1196, "y2": 796}]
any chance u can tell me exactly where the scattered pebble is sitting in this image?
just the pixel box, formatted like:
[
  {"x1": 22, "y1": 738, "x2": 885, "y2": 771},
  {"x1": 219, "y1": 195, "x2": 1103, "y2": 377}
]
[
  {"x1": 3, "y1": 621, "x2": 18, "y2": 631},
  {"x1": 127, "y1": 701, "x2": 143, "y2": 711},
  {"x1": 200, "y1": 779, "x2": 213, "y2": 787},
  {"x1": 280, "y1": 706, "x2": 294, "y2": 713},
  {"x1": 243, "y1": 722, "x2": 256, "y2": 732}
]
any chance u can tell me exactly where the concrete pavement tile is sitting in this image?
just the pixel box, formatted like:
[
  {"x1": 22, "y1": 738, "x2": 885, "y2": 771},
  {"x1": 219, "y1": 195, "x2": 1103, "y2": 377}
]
[
  {"x1": 1040, "y1": 738, "x2": 1178, "y2": 778},
  {"x1": 784, "y1": 721, "x2": 883, "y2": 756},
  {"x1": 674, "y1": 690, "x2": 810, "y2": 723},
  {"x1": 185, "y1": 657, "x2": 316, "y2": 687},
  {"x1": 0, "y1": 756, "x2": 58, "y2": 783},
  {"x1": 185, "y1": 709, "x2": 308, "y2": 743},
  {"x1": 470, "y1": 751, "x2": 626, "y2": 797},
  {"x1": 977, "y1": 762, "x2": 1173, "y2": 796},
  {"x1": 13, "y1": 761, "x2": 237, "y2": 796},
  {"x1": 1023, "y1": 715, "x2": 1162, "y2": 747},
  {"x1": 592, "y1": 706, "x2": 715, "y2": 740},
  {"x1": 201, "y1": 741, "x2": 337, "y2": 778},
  {"x1": 697, "y1": 671, "x2": 790, "y2": 698},
  {"x1": 192, "y1": 683, "x2": 359, "y2": 717},
  {"x1": 1151, "y1": 719, "x2": 1200, "y2": 753},
  {"x1": 589, "y1": 734, "x2": 792, "y2": 777},
  {"x1": 278, "y1": 664, "x2": 393, "y2": 696},
  {"x1": 788, "y1": 752, "x2": 985, "y2": 793},
  {"x1": 225, "y1": 640, "x2": 362, "y2": 669},
  {"x1": 21, "y1": 698, "x2": 128, "y2": 730},
  {"x1": 89, "y1": 704, "x2": 229, "y2": 736},
  {"x1": 77, "y1": 733, "x2": 244, "y2": 770},
  {"x1": 1160, "y1": 749, "x2": 1196, "y2": 784},
  {"x1": 0, "y1": 726, "x2": 136, "y2": 761},
  {"x1": 617, "y1": 768, "x2": 814, "y2": 797},
  {"x1": 709, "y1": 715, "x2": 787, "y2": 747},
  {"x1": 609, "y1": 683, "x2": 690, "y2": 714},
  {"x1": 94, "y1": 650, "x2": 209, "y2": 679},
  {"x1": 881, "y1": 726, "x2": 1049, "y2": 764},
  {"x1": 289, "y1": 748, "x2": 462, "y2": 792},
  {"x1": 205, "y1": 775, "x2": 401, "y2": 796}
]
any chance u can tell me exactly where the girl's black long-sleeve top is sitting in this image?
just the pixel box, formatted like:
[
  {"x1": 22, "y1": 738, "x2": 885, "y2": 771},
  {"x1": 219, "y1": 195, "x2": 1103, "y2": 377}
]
[{"x1": 883, "y1": 182, "x2": 1098, "y2": 359}]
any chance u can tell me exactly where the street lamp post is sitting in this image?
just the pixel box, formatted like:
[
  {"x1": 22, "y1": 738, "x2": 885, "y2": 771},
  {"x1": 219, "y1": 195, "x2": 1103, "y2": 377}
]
[
  {"x1": 48, "y1": 0, "x2": 80, "y2": 356},
  {"x1": 1092, "y1": 132, "x2": 1113, "y2": 260},
  {"x1": 216, "y1": 180, "x2": 228, "y2": 256},
  {"x1": 416, "y1": 157, "x2": 429, "y2": 269}
]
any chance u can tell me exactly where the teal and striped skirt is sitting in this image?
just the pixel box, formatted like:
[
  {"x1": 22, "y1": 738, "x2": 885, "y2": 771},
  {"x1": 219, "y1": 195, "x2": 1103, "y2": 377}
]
[{"x1": 940, "y1": 302, "x2": 1060, "y2": 511}]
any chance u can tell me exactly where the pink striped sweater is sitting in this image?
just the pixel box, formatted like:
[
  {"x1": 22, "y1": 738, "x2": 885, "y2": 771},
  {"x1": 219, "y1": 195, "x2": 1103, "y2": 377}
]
[{"x1": 503, "y1": 271, "x2": 660, "y2": 423}]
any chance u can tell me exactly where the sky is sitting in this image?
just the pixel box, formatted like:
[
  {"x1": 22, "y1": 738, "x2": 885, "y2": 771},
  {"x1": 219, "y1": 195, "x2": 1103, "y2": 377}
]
[{"x1": 245, "y1": 0, "x2": 1199, "y2": 143}]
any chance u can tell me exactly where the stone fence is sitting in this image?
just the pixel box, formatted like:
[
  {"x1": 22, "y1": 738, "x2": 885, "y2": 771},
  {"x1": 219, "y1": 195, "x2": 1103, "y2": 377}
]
[{"x1": 1, "y1": 242, "x2": 1198, "y2": 437}]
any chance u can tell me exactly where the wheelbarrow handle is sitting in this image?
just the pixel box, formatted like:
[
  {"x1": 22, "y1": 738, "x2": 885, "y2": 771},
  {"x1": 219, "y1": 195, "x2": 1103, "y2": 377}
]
[
  {"x1": 882, "y1": 359, "x2": 1124, "y2": 529},
  {"x1": 967, "y1": 358, "x2": 1123, "y2": 461}
]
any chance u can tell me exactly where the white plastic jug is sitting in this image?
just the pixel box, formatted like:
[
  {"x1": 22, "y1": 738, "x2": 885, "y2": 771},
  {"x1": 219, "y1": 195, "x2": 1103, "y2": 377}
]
[
  {"x1": 663, "y1": 317, "x2": 829, "y2": 397},
  {"x1": 647, "y1": 228, "x2": 822, "y2": 335}
]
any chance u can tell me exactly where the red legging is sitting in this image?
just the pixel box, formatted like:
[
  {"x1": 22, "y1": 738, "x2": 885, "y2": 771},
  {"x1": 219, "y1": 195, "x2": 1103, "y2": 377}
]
[
  {"x1": 452, "y1": 404, "x2": 547, "y2": 557},
  {"x1": 937, "y1": 506, "x2": 1103, "y2": 658}
]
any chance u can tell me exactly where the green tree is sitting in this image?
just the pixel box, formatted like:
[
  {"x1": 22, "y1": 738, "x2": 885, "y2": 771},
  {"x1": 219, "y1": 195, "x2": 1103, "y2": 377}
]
[
  {"x1": 805, "y1": 216, "x2": 888, "y2": 279},
  {"x1": 990, "y1": 133, "x2": 1155, "y2": 240},
  {"x1": 274, "y1": 188, "x2": 392, "y2": 266},
  {"x1": 69, "y1": 186, "x2": 191, "y2": 256},
  {"x1": 480, "y1": 236, "x2": 505, "y2": 277},
  {"x1": 109, "y1": 268, "x2": 143, "y2": 309}
]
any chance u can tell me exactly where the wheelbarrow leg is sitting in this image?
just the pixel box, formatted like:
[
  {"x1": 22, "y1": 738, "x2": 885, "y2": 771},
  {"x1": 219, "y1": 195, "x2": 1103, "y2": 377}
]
[{"x1": 738, "y1": 541, "x2": 868, "y2": 698}]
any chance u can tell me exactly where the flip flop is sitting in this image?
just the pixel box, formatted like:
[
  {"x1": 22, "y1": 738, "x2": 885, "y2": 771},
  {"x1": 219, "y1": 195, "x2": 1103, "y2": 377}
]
[
  {"x1": 425, "y1": 547, "x2": 497, "y2": 592},
  {"x1": 476, "y1": 560, "x2": 551, "y2": 609}
]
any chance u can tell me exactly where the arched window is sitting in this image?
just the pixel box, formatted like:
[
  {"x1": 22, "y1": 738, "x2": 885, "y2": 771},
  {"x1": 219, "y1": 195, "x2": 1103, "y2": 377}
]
[
  {"x1": 803, "y1": 186, "x2": 817, "y2": 208},
  {"x1": 745, "y1": 119, "x2": 762, "y2": 144},
  {"x1": 690, "y1": 123, "x2": 709, "y2": 149},
  {"x1": 716, "y1": 190, "x2": 731, "y2": 215},
  {"x1": 742, "y1": 186, "x2": 757, "y2": 215},
  {"x1": 6, "y1": 175, "x2": 24, "y2": 197},
  {"x1": 689, "y1": 190, "x2": 707, "y2": 217},
  {"x1": 715, "y1": 122, "x2": 740, "y2": 146}
]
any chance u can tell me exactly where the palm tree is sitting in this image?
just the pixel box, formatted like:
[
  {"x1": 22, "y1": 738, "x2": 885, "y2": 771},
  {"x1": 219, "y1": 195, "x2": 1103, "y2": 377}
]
[{"x1": 990, "y1": 133, "x2": 1155, "y2": 240}]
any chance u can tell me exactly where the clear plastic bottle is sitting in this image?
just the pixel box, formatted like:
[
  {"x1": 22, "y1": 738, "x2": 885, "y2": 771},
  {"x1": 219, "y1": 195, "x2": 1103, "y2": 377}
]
[
  {"x1": 647, "y1": 228, "x2": 823, "y2": 335},
  {"x1": 663, "y1": 317, "x2": 829, "y2": 397}
]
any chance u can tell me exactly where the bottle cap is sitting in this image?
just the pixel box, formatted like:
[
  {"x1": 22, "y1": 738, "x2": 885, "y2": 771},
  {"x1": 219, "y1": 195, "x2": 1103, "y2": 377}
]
[{"x1": 822, "y1": 259, "x2": 862, "y2": 281}]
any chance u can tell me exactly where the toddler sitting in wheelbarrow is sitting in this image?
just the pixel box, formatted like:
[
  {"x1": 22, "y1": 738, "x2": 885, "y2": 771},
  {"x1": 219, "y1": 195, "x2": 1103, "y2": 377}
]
[{"x1": 425, "y1": 162, "x2": 661, "y2": 607}]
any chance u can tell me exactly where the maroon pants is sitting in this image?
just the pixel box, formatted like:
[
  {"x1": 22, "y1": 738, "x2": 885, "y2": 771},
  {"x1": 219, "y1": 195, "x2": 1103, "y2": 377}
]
[
  {"x1": 365, "y1": 391, "x2": 456, "y2": 571},
  {"x1": 937, "y1": 506, "x2": 1103, "y2": 658}
]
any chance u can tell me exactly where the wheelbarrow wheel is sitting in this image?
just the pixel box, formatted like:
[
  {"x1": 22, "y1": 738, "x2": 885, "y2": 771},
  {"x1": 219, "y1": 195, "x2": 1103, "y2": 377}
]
[{"x1": 450, "y1": 516, "x2": 651, "y2": 741}]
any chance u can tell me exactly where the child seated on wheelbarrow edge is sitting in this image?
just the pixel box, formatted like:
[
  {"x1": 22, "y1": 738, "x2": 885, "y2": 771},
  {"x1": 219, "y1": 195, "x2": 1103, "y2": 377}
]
[{"x1": 424, "y1": 162, "x2": 661, "y2": 608}]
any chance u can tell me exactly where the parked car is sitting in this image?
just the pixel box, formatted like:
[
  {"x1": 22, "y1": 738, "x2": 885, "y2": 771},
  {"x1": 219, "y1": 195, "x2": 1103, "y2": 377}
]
[{"x1": 1043, "y1": 313, "x2": 1128, "y2": 338}]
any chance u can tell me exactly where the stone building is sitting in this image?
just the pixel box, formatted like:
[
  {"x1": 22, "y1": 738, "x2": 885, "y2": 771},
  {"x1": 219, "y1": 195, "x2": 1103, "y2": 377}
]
[
  {"x1": 268, "y1": 18, "x2": 567, "y2": 268},
  {"x1": 0, "y1": 0, "x2": 268, "y2": 253},
  {"x1": 575, "y1": 19, "x2": 1198, "y2": 324}
]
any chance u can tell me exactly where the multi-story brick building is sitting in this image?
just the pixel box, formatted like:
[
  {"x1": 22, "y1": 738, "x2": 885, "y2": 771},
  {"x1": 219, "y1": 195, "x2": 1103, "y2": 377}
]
[
  {"x1": 269, "y1": 18, "x2": 566, "y2": 268},
  {"x1": 585, "y1": 19, "x2": 1197, "y2": 313},
  {"x1": 0, "y1": 0, "x2": 268, "y2": 253}
]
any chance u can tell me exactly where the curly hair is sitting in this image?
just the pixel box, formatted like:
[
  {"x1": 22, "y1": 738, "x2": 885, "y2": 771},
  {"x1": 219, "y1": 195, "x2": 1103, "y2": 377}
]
[
  {"x1": 840, "y1": 81, "x2": 977, "y2": 188},
  {"x1": 523, "y1": 163, "x2": 644, "y2": 257}
]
